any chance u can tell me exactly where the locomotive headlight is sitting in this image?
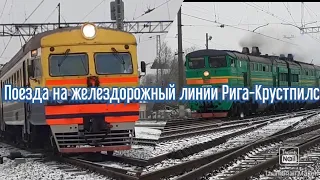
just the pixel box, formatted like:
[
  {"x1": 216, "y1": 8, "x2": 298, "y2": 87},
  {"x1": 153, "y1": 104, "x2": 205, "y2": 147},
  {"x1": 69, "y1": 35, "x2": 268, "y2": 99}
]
[
  {"x1": 81, "y1": 23, "x2": 96, "y2": 39},
  {"x1": 203, "y1": 71, "x2": 209, "y2": 77}
]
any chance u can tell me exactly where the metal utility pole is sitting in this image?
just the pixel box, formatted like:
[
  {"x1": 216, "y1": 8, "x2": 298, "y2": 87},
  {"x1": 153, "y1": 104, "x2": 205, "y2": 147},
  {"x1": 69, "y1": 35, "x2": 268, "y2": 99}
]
[
  {"x1": 156, "y1": 35, "x2": 160, "y2": 85},
  {"x1": 58, "y1": 3, "x2": 61, "y2": 28},
  {"x1": 177, "y1": 7, "x2": 183, "y2": 95},
  {"x1": 206, "y1": 33, "x2": 208, "y2": 49},
  {"x1": 177, "y1": 7, "x2": 185, "y2": 117},
  {"x1": 156, "y1": 35, "x2": 163, "y2": 86}
]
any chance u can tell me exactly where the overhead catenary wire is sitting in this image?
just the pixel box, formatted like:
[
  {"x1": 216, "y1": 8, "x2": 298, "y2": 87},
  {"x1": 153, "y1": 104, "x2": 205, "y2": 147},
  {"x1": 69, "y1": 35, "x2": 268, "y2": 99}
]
[
  {"x1": 181, "y1": 13, "x2": 299, "y2": 46},
  {"x1": 0, "y1": 0, "x2": 8, "y2": 21},
  {"x1": 43, "y1": 4, "x2": 59, "y2": 22},
  {"x1": 133, "y1": 0, "x2": 173, "y2": 20},
  {"x1": 81, "y1": 0, "x2": 105, "y2": 21},
  {"x1": 0, "y1": 0, "x2": 46, "y2": 59}
]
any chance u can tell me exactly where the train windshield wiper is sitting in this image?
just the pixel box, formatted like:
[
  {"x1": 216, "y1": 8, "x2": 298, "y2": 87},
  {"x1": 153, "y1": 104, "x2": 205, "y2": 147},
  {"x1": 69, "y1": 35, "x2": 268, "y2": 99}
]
[
  {"x1": 111, "y1": 47, "x2": 126, "y2": 71},
  {"x1": 58, "y1": 49, "x2": 71, "y2": 67}
]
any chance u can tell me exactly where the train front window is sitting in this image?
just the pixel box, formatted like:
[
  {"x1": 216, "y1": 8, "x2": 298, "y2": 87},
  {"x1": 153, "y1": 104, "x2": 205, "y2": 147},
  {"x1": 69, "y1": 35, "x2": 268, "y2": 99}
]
[
  {"x1": 188, "y1": 57, "x2": 205, "y2": 69},
  {"x1": 49, "y1": 53, "x2": 89, "y2": 76},
  {"x1": 94, "y1": 53, "x2": 133, "y2": 74},
  {"x1": 209, "y1": 56, "x2": 227, "y2": 68}
]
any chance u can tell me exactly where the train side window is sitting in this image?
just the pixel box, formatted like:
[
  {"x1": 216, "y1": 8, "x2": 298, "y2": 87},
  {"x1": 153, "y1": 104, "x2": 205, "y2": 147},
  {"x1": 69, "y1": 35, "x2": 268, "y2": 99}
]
[
  {"x1": 20, "y1": 69, "x2": 23, "y2": 86},
  {"x1": 14, "y1": 72, "x2": 17, "y2": 86},
  {"x1": 230, "y1": 59, "x2": 235, "y2": 67},
  {"x1": 250, "y1": 63, "x2": 254, "y2": 71},
  {"x1": 259, "y1": 64, "x2": 262, "y2": 71},
  {"x1": 17, "y1": 70, "x2": 20, "y2": 87},
  {"x1": 262, "y1": 66, "x2": 266, "y2": 72},
  {"x1": 292, "y1": 74, "x2": 299, "y2": 82}
]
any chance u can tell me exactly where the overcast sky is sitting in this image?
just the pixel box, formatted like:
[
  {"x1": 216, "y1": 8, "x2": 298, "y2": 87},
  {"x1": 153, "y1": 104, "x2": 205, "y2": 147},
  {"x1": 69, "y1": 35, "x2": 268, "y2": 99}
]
[
  {"x1": 166, "y1": 2, "x2": 320, "y2": 65},
  {"x1": 0, "y1": 0, "x2": 183, "y2": 68}
]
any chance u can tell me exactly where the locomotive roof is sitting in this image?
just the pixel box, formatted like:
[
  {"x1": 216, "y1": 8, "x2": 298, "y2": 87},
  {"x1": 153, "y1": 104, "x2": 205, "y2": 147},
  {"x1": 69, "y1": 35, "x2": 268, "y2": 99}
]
[
  {"x1": 186, "y1": 49, "x2": 273, "y2": 64},
  {"x1": 0, "y1": 26, "x2": 134, "y2": 77},
  {"x1": 186, "y1": 49, "x2": 320, "y2": 70}
]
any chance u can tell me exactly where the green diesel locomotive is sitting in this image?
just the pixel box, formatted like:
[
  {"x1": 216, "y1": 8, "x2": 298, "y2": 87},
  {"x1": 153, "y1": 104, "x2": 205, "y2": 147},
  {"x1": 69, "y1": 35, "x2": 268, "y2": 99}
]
[{"x1": 185, "y1": 47, "x2": 320, "y2": 118}]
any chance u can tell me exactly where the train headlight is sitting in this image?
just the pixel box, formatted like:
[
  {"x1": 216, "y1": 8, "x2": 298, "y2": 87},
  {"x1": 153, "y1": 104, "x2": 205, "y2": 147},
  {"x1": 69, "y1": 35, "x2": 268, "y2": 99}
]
[
  {"x1": 81, "y1": 23, "x2": 96, "y2": 39},
  {"x1": 203, "y1": 71, "x2": 209, "y2": 77}
]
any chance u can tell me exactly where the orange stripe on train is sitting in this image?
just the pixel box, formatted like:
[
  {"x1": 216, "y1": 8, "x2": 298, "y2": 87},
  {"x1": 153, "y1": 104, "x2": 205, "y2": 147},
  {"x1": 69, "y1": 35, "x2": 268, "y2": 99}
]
[
  {"x1": 46, "y1": 115, "x2": 139, "y2": 125},
  {"x1": 46, "y1": 77, "x2": 139, "y2": 86},
  {"x1": 45, "y1": 103, "x2": 139, "y2": 115}
]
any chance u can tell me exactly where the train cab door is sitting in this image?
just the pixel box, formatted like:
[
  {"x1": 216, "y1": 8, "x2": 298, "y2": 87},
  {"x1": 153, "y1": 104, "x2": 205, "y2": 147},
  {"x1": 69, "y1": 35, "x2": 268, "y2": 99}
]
[
  {"x1": 276, "y1": 67, "x2": 280, "y2": 87},
  {"x1": 243, "y1": 72, "x2": 248, "y2": 87}
]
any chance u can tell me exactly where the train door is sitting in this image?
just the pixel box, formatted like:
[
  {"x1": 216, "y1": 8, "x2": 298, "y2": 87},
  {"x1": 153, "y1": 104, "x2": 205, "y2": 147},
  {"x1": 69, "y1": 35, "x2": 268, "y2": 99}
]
[
  {"x1": 22, "y1": 60, "x2": 29, "y2": 138},
  {"x1": 243, "y1": 72, "x2": 248, "y2": 87},
  {"x1": 316, "y1": 75, "x2": 319, "y2": 87},
  {"x1": 288, "y1": 68, "x2": 292, "y2": 87}
]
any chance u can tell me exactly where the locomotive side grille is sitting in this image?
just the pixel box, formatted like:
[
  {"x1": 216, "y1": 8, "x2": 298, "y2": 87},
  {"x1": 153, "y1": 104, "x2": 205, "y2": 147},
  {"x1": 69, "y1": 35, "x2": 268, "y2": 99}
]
[{"x1": 54, "y1": 129, "x2": 132, "y2": 148}]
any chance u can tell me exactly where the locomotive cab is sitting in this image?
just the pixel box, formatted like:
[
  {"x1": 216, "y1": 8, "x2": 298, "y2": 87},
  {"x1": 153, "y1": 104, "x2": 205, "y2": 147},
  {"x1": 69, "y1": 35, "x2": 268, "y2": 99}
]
[{"x1": 185, "y1": 50, "x2": 237, "y2": 118}]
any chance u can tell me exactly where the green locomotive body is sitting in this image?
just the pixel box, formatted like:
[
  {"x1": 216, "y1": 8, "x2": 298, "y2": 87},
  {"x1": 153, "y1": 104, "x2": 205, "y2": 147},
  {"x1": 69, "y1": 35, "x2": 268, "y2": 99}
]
[{"x1": 185, "y1": 47, "x2": 320, "y2": 118}]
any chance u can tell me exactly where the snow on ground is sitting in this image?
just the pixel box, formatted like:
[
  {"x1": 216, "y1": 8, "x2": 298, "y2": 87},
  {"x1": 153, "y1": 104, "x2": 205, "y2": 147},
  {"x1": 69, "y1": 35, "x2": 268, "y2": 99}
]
[
  {"x1": 114, "y1": 125, "x2": 254, "y2": 160},
  {"x1": 0, "y1": 144, "x2": 111, "y2": 180},
  {"x1": 134, "y1": 127, "x2": 162, "y2": 140},
  {"x1": 135, "y1": 120, "x2": 167, "y2": 126},
  {"x1": 252, "y1": 144, "x2": 320, "y2": 180},
  {"x1": 96, "y1": 161, "x2": 141, "y2": 172},
  {"x1": 142, "y1": 116, "x2": 306, "y2": 172},
  {"x1": 293, "y1": 113, "x2": 320, "y2": 130}
]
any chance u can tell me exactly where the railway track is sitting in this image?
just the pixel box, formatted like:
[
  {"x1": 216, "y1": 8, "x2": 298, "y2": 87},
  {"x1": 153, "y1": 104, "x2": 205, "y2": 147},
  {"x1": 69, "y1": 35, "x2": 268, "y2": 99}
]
[
  {"x1": 135, "y1": 112, "x2": 318, "y2": 180},
  {"x1": 210, "y1": 129, "x2": 320, "y2": 180},
  {"x1": 133, "y1": 110, "x2": 316, "y2": 145},
  {"x1": 1, "y1": 109, "x2": 319, "y2": 180},
  {"x1": 174, "y1": 115, "x2": 320, "y2": 180}
]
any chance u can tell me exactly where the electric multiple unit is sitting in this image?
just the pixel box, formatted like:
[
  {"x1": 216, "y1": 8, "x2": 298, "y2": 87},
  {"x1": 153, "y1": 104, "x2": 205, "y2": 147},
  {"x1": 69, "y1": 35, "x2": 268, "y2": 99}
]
[{"x1": 0, "y1": 23, "x2": 146, "y2": 154}]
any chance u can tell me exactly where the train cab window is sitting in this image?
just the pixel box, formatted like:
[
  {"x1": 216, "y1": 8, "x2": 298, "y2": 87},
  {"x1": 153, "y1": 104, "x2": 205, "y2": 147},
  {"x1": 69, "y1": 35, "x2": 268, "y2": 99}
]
[
  {"x1": 94, "y1": 52, "x2": 133, "y2": 74},
  {"x1": 188, "y1": 57, "x2": 205, "y2": 69},
  {"x1": 49, "y1": 53, "x2": 89, "y2": 76},
  {"x1": 209, "y1": 56, "x2": 227, "y2": 68},
  {"x1": 230, "y1": 59, "x2": 235, "y2": 67}
]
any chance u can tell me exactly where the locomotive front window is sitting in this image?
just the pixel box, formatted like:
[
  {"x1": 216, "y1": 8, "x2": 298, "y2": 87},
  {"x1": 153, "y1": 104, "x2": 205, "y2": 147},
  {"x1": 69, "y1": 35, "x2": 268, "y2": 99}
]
[
  {"x1": 188, "y1": 57, "x2": 205, "y2": 69},
  {"x1": 49, "y1": 53, "x2": 89, "y2": 77},
  {"x1": 209, "y1": 56, "x2": 227, "y2": 68},
  {"x1": 94, "y1": 53, "x2": 133, "y2": 74}
]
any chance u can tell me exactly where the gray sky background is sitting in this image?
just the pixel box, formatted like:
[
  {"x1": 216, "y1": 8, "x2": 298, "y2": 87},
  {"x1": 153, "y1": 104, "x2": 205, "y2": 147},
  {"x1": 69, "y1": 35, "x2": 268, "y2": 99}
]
[
  {"x1": 0, "y1": 0, "x2": 183, "y2": 69},
  {"x1": 166, "y1": 2, "x2": 320, "y2": 65}
]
